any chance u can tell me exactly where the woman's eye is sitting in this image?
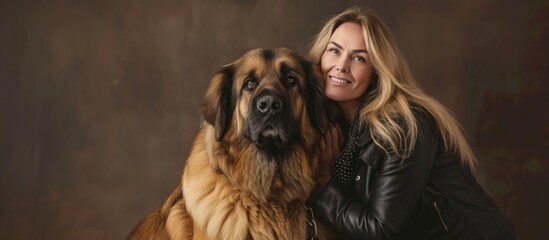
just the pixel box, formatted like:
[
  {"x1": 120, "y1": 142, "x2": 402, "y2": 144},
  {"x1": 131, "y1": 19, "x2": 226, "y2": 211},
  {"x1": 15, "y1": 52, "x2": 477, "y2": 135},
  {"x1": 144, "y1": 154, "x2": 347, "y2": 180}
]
[
  {"x1": 245, "y1": 78, "x2": 257, "y2": 89},
  {"x1": 353, "y1": 56, "x2": 366, "y2": 62},
  {"x1": 328, "y1": 48, "x2": 339, "y2": 54}
]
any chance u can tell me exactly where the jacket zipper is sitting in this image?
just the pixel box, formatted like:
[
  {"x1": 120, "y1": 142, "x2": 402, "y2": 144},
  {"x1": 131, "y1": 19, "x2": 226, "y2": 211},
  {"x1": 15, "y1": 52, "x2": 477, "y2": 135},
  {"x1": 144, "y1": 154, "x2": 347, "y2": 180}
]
[{"x1": 432, "y1": 201, "x2": 450, "y2": 232}]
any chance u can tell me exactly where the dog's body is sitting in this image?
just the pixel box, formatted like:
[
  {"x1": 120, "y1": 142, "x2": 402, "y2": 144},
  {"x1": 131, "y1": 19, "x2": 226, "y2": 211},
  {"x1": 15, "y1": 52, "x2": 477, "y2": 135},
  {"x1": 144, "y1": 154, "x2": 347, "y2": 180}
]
[{"x1": 130, "y1": 48, "x2": 334, "y2": 240}]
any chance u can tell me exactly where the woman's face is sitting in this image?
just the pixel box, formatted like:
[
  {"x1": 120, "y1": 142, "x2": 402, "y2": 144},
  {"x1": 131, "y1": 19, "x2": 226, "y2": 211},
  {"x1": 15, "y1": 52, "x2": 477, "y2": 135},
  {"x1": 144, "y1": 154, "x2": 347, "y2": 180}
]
[{"x1": 321, "y1": 22, "x2": 375, "y2": 106}]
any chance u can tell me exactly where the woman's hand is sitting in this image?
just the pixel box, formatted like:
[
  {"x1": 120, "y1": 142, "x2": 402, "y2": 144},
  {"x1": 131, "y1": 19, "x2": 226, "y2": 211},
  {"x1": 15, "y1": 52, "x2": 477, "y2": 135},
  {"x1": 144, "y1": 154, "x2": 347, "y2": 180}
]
[{"x1": 317, "y1": 124, "x2": 344, "y2": 187}]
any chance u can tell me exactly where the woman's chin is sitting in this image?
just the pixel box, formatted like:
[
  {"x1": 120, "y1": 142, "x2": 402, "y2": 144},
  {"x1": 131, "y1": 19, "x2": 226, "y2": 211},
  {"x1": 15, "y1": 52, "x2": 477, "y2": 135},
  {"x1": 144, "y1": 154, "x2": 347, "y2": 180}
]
[{"x1": 325, "y1": 90, "x2": 347, "y2": 102}]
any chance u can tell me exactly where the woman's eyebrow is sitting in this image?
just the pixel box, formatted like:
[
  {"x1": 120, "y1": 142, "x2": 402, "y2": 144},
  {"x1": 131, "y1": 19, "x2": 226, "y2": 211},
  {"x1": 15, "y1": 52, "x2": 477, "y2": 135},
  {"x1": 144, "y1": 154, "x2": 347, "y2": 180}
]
[
  {"x1": 328, "y1": 41, "x2": 343, "y2": 49},
  {"x1": 328, "y1": 41, "x2": 367, "y2": 53}
]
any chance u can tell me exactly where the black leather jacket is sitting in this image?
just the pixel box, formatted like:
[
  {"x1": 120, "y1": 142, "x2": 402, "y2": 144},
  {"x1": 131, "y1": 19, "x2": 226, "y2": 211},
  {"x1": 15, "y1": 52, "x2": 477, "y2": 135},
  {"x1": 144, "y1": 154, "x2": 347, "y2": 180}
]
[{"x1": 310, "y1": 111, "x2": 516, "y2": 240}]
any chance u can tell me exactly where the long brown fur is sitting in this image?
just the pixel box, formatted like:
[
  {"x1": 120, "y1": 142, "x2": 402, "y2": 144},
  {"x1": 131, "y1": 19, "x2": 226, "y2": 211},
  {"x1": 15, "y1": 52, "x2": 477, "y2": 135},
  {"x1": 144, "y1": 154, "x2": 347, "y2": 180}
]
[{"x1": 129, "y1": 48, "x2": 335, "y2": 240}]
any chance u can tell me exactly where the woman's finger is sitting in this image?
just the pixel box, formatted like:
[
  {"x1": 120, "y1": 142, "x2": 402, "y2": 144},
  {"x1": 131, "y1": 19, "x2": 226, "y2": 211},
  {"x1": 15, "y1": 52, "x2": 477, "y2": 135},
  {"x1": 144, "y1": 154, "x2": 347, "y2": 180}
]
[
  {"x1": 335, "y1": 124, "x2": 344, "y2": 149},
  {"x1": 325, "y1": 125, "x2": 333, "y2": 154}
]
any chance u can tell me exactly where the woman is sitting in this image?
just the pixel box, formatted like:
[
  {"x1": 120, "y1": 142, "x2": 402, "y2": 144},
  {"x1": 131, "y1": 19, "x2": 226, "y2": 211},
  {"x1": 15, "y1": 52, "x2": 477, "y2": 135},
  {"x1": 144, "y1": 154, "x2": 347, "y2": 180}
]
[{"x1": 307, "y1": 6, "x2": 515, "y2": 240}]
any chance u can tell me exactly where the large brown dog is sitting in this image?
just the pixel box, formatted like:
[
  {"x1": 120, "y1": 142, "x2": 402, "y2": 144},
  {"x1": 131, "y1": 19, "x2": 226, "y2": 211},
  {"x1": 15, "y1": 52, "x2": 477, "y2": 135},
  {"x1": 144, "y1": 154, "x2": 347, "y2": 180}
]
[{"x1": 129, "y1": 48, "x2": 334, "y2": 240}]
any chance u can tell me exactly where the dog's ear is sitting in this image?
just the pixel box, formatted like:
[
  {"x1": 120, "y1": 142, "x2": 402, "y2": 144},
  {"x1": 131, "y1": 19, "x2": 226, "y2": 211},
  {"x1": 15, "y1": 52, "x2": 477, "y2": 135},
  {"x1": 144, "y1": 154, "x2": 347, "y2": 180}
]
[
  {"x1": 202, "y1": 63, "x2": 236, "y2": 141},
  {"x1": 302, "y1": 60, "x2": 335, "y2": 133}
]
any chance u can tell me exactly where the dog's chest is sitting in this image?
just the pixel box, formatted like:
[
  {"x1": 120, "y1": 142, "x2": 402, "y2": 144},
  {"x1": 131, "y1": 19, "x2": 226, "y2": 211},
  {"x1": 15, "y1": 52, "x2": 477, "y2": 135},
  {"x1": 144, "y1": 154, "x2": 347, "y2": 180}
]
[{"x1": 246, "y1": 202, "x2": 308, "y2": 240}]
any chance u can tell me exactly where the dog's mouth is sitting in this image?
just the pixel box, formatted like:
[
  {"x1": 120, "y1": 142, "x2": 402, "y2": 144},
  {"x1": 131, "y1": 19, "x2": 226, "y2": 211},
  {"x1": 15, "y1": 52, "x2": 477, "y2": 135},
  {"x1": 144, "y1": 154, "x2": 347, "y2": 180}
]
[
  {"x1": 245, "y1": 120, "x2": 293, "y2": 154},
  {"x1": 255, "y1": 125, "x2": 288, "y2": 150}
]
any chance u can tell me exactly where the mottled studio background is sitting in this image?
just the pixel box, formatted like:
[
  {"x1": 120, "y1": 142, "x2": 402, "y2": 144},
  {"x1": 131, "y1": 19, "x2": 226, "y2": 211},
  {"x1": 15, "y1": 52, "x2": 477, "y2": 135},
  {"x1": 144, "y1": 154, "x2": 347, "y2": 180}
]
[{"x1": 1, "y1": 0, "x2": 547, "y2": 239}]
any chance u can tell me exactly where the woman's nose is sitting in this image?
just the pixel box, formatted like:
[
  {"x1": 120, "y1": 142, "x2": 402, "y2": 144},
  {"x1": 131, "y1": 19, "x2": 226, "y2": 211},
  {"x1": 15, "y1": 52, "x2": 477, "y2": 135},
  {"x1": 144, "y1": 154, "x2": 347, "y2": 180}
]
[{"x1": 335, "y1": 58, "x2": 350, "y2": 73}]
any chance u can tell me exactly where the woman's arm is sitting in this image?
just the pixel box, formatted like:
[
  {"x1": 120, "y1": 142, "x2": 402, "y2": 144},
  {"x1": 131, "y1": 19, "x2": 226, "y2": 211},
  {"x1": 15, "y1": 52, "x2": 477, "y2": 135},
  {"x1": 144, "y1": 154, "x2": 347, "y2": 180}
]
[
  {"x1": 314, "y1": 124, "x2": 343, "y2": 192},
  {"x1": 311, "y1": 113, "x2": 439, "y2": 239}
]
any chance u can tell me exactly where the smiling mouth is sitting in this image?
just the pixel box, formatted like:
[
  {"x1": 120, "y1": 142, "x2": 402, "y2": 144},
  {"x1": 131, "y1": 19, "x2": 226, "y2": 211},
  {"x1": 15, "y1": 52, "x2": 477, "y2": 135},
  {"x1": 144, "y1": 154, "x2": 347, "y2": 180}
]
[{"x1": 330, "y1": 76, "x2": 352, "y2": 84}]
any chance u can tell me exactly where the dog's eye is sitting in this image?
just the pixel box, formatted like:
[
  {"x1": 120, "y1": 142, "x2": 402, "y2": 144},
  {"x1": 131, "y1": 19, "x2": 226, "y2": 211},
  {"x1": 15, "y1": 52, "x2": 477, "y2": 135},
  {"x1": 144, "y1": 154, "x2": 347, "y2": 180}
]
[
  {"x1": 286, "y1": 76, "x2": 296, "y2": 86},
  {"x1": 245, "y1": 78, "x2": 257, "y2": 90}
]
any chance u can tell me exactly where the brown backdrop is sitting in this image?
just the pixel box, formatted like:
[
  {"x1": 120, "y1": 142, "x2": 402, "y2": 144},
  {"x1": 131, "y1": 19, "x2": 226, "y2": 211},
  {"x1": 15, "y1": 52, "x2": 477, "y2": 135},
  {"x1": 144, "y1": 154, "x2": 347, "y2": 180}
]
[{"x1": 1, "y1": 0, "x2": 547, "y2": 239}]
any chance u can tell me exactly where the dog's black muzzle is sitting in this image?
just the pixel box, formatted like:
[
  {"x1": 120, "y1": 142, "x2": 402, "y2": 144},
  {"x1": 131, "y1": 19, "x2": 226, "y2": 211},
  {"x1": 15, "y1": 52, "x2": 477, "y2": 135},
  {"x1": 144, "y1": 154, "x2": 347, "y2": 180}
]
[{"x1": 246, "y1": 89, "x2": 294, "y2": 153}]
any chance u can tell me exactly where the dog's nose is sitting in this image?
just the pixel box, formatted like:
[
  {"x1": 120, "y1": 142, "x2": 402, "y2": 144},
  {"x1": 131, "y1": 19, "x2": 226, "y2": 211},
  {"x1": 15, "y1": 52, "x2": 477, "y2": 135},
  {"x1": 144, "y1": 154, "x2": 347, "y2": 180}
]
[{"x1": 256, "y1": 94, "x2": 283, "y2": 115}]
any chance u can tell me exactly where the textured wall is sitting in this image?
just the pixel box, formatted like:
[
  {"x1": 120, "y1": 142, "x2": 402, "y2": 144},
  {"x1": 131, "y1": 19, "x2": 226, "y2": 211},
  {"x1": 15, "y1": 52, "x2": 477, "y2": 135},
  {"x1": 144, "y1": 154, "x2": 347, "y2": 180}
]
[{"x1": 1, "y1": 0, "x2": 547, "y2": 239}]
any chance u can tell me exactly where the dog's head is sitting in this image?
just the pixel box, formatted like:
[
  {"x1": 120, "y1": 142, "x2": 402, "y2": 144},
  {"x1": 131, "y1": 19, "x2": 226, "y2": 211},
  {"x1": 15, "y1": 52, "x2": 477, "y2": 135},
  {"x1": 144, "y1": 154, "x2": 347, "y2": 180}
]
[
  {"x1": 200, "y1": 48, "x2": 332, "y2": 202},
  {"x1": 202, "y1": 48, "x2": 330, "y2": 155}
]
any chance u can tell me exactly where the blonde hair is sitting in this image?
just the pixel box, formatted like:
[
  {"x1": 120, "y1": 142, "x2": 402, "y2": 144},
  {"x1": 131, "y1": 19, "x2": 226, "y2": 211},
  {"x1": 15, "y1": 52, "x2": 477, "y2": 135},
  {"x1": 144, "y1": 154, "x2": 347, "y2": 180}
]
[{"x1": 308, "y1": 6, "x2": 477, "y2": 167}]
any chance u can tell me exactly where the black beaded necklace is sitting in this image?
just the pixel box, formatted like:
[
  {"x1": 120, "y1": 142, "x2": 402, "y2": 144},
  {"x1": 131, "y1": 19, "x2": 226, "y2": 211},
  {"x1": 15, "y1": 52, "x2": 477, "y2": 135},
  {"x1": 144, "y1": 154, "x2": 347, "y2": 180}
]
[{"x1": 331, "y1": 98, "x2": 369, "y2": 185}]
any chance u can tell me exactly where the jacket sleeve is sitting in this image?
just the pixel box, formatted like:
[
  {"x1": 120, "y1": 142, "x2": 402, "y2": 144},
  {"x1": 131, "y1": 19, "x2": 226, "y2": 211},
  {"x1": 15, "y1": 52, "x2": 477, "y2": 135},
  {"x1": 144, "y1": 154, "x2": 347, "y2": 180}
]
[{"x1": 310, "y1": 113, "x2": 439, "y2": 240}]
